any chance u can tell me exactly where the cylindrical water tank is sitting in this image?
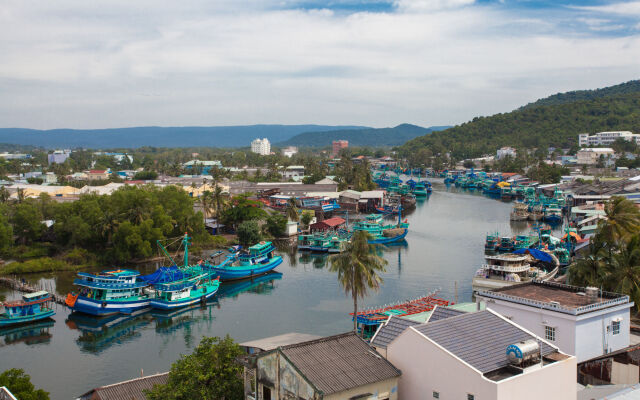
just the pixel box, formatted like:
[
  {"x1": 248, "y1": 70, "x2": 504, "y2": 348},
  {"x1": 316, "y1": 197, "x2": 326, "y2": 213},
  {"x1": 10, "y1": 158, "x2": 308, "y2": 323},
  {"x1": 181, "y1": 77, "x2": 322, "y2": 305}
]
[{"x1": 506, "y1": 339, "x2": 540, "y2": 364}]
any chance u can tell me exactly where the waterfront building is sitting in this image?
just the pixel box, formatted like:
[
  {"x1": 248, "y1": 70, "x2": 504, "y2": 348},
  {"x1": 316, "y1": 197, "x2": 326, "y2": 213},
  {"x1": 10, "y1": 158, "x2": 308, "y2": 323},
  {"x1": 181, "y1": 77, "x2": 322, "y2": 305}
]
[
  {"x1": 576, "y1": 148, "x2": 615, "y2": 165},
  {"x1": 77, "y1": 372, "x2": 169, "y2": 400},
  {"x1": 476, "y1": 281, "x2": 633, "y2": 363},
  {"x1": 332, "y1": 140, "x2": 348, "y2": 157},
  {"x1": 386, "y1": 309, "x2": 576, "y2": 400},
  {"x1": 309, "y1": 216, "x2": 345, "y2": 232},
  {"x1": 48, "y1": 149, "x2": 71, "y2": 164},
  {"x1": 281, "y1": 146, "x2": 298, "y2": 157},
  {"x1": 579, "y1": 131, "x2": 639, "y2": 147},
  {"x1": 241, "y1": 332, "x2": 401, "y2": 400},
  {"x1": 496, "y1": 147, "x2": 517, "y2": 160},
  {"x1": 251, "y1": 138, "x2": 271, "y2": 155}
]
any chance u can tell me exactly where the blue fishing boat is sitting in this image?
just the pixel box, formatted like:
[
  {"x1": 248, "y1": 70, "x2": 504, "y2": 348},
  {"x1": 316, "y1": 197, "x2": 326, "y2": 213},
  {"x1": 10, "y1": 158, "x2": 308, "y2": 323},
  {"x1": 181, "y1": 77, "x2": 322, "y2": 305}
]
[
  {"x1": 1, "y1": 291, "x2": 55, "y2": 327},
  {"x1": 149, "y1": 275, "x2": 220, "y2": 310},
  {"x1": 65, "y1": 269, "x2": 150, "y2": 316},
  {"x1": 205, "y1": 241, "x2": 283, "y2": 281},
  {"x1": 352, "y1": 211, "x2": 409, "y2": 244}
]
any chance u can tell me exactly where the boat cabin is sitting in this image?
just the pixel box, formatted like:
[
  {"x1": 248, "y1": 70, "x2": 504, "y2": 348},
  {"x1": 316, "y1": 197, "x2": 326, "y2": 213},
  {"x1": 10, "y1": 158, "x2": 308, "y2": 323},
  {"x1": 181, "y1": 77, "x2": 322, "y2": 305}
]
[{"x1": 2, "y1": 291, "x2": 51, "y2": 318}]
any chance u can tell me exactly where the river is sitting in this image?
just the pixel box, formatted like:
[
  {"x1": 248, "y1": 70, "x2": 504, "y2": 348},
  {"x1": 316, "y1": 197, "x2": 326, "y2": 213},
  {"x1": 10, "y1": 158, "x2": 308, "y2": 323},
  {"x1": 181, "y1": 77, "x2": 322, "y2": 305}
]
[{"x1": 0, "y1": 181, "x2": 541, "y2": 399}]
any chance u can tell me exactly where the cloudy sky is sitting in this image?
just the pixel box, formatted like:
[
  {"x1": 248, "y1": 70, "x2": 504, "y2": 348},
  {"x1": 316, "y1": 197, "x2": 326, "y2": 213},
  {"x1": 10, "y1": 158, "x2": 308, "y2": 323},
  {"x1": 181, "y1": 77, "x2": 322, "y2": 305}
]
[{"x1": 1, "y1": 0, "x2": 639, "y2": 129}]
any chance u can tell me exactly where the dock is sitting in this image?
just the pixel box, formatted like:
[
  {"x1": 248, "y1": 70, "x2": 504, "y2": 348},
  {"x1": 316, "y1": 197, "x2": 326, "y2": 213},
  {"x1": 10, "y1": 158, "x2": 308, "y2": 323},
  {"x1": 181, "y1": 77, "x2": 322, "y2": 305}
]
[{"x1": 0, "y1": 276, "x2": 67, "y2": 305}]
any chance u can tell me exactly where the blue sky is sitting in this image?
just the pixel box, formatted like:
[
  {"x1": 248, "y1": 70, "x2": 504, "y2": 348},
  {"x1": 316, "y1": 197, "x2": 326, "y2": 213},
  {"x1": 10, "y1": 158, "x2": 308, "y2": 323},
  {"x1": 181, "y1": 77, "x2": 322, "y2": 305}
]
[{"x1": 0, "y1": 0, "x2": 638, "y2": 129}]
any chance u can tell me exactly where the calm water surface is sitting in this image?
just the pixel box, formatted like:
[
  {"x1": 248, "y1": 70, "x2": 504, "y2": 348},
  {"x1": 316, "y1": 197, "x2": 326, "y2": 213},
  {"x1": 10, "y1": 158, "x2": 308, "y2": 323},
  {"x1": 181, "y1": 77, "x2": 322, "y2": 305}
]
[{"x1": 0, "y1": 182, "x2": 542, "y2": 399}]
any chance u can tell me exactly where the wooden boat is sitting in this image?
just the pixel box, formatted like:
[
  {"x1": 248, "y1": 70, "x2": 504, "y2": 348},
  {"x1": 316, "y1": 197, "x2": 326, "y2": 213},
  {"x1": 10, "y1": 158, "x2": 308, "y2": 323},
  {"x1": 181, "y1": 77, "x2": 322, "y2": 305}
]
[
  {"x1": 1, "y1": 291, "x2": 55, "y2": 327},
  {"x1": 352, "y1": 213, "x2": 409, "y2": 244},
  {"x1": 205, "y1": 241, "x2": 283, "y2": 281},
  {"x1": 149, "y1": 275, "x2": 220, "y2": 310},
  {"x1": 485, "y1": 233, "x2": 500, "y2": 252}
]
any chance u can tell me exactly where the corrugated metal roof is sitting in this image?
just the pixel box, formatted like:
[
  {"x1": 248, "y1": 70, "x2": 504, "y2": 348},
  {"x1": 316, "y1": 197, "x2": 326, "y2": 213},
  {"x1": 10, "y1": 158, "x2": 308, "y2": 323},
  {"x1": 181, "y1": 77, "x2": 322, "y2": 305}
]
[
  {"x1": 371, "y1": 316, "x2": 421, "y2": 349},
  {"x1": 414, "y1": 310, "x2": 556, "y2": 373},
  {"x1": 426, "y1": 305, "x2": 466, "y2": 322},
  {"x1": 240, "y1": 332, "x2": 321, "y2": 351},
  {"x1": 280, "y1": 332, "x2": 400, "y2": 395},
  {"x1": 79, "y1": 373, "x2": 169, "y2": 400}
]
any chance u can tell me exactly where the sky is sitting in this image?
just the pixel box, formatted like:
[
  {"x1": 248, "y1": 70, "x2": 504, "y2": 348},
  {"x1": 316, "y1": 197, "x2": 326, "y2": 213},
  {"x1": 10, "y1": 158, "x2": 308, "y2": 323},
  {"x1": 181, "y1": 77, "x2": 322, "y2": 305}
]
[{"x1": 0, "y1": 0, "x2": 639, "y2": 129}]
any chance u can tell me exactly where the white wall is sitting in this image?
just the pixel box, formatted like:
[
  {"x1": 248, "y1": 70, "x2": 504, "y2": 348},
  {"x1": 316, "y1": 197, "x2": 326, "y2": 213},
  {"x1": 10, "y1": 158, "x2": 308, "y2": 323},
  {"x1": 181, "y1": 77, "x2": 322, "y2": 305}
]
[
  {"x1": 325, "y1": 378, "x2": 398, "y2": 400},
  {"x1": 496, "y1": 357, "x2": 576, "y2": 400}
]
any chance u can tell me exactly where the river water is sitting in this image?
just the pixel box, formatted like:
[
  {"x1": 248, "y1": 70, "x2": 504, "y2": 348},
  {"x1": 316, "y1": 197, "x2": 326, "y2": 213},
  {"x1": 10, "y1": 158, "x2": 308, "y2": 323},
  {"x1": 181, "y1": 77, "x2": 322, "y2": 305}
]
[{"x1": 0, "y1": 181, "x2": 540, "y2": 399}]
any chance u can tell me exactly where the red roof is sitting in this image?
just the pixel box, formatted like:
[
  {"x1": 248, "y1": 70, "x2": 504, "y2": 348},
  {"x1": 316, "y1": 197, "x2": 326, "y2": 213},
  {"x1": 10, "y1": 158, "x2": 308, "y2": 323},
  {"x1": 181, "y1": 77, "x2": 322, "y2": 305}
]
[
  {"x1": 501, "y1": 172, "x2": 518, "y2": 177},
  {"x1": 89, "y1": 170, "x2": 107, "y2": 174},
  {"x1": 317, "y1": 217, "x2": 346, "y2": 227}
]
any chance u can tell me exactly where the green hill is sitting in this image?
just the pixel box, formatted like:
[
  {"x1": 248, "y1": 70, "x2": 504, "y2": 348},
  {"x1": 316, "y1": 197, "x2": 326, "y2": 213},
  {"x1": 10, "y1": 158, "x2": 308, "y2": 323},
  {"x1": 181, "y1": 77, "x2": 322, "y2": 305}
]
[
  {"x1": 399, "y1": 82, "x2": 640, "y2": 160},
  {"x1": 520, "y1": 80, "x2": 640, "y2": 110},
  {"x1": 279, "y1": 124, "x2": 450, "y2": 147}
]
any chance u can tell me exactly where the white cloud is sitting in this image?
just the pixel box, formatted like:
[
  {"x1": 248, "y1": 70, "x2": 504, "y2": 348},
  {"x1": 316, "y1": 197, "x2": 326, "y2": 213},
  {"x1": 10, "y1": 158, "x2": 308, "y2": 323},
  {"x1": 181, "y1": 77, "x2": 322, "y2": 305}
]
[
  {"x1": 573, "y1": 1, "x2": 640, "y2": 16},
  {"x1": 0, "y1": 1, "x2": 639, "y2": 129}
]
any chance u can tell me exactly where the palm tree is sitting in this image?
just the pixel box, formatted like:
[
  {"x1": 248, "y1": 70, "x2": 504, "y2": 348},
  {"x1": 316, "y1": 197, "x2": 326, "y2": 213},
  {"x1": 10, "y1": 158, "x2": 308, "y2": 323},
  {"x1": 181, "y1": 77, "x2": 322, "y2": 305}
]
[
  {"x1": 598, "y1": 196, "x2": 640, "y2": 245},
  {"x1": 329, "y1": 230, "x2": 388, "y2": 333},
  {"x1": 568, "y1": 236, "x2": 607, "y2": 287},
  {"x1": 606, "y1": 234, "x2": 640, "y2": 312},
  {"x1": 201, "y1": 190, "x2": 213, "y2": 222},
  {"x1": 286, "y1": 197, "x2": 299, "y2": 222}
]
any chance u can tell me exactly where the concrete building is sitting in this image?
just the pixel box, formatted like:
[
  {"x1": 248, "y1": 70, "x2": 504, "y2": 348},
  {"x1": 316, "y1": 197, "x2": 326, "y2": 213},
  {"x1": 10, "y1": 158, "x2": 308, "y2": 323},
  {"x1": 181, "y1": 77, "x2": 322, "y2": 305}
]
[
  {"x1": 281, "y1": 146, "x2": 298, "y2": 158},
  {"x1": 87, "y1": 169, "x2": 110, "y2": 180},
  {"x1": 496, "y1": 147, "x2": 517, "y2": 160},
  {"x1": 48, "y1": 150, "x2": 71, "y2": 164},
  {"x1": 251, "y1": 138, "x2": 271, "y2": 155},
  {"x1": 282, "y1": 165, "x2": 305, "y2": 180},
  {"x1": 183, "y1": 160, "x2": 222, "y2": 175},
  {"x1": 332, "y1": 140, "x2": 348, "y2": 157},
  {"x1": 579, "y1": 131, "x2": 639, "y2": 147},
  {"x1": 576, "y1": 148, "x2": 615, "y2": 165},
  {"x1": 476, "y1": 281, "x2": 633, "y2": 363},
  {"x1": 386, "y1": 309, "x2": 576, "y2": 400},
  {"x1": 242, "y1": 332, "x2": 401, "y2": 400}
]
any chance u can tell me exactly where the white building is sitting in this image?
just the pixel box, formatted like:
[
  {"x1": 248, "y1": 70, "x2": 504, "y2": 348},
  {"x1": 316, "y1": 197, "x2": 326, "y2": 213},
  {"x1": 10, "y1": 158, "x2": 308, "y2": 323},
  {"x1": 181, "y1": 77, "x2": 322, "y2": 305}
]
[
  {"x1": 496, "y1": 147, "x2": 517, "y2": 160},
  {"x1": 281, "y1": 146, "x2": 298, "y2": 158},
  {"x1": 576, "y1": 148, "x2": 615, "y2": 165},
  {"x1": 579, "y1": 131, "x2": 639, "y2": 147},
  {"x1": 251, "y1": 138, "x2": 271, "y2": 155},
  {"x1": 282, "y1": 165, "x2": 305, "y2": 179},
  {"x1": 386, "y1": 309, "x2": 576, "y2": 400},
  {"x1": 476, "y1": 281, "x2": 633, "y2": 363},
  {"x1": 48, "y1": 150, "x2": 71, "y2": 164}
]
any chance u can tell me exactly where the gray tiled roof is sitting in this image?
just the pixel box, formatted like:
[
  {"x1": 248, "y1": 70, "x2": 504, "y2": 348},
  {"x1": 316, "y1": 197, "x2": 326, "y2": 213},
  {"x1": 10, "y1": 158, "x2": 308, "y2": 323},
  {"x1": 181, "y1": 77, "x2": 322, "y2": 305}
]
[
  {"x1": 78, "y1": 373, "x2": 169, "y2": 400},
  {"x1": 371, "y1": 316, "x2": 421, "y2": 349},
  {"x1": 414, "y1": 310, "x2": 556, "y2": 373},
  {"x1": 280, "y1": 332, "x2": 401, "y2": 395},
  {"x1": 427, "y1": 305, "x2": 467, "y2": 322}
]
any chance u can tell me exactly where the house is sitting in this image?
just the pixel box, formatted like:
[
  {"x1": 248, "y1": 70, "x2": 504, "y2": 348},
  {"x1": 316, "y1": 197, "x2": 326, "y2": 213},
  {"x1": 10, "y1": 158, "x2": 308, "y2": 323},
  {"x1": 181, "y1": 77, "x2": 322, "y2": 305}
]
[
  {"x1": 360, "y1": 190, "x2": 385, "y2": 211},
  {"x1": 283, "y1": 165, "x2": 305, "y2": 179},
  {"x1": 77, "y1": 372, "x2": 169, "y2": 400},
  {"x1": 577, "y1": 148, "x2": 615, "y2": 165},
  {"x1": 240, "y1": 332, "x2": 321, "y2": 355},
  {"x1": 48, "y1": 150, "x2": 71, "y2": 164},
  {"x1": 309, "y1": 216, "x2": 345, "y2": 232},
  {"x1": 241, "y1": 332, "x2": 401, "y2": 400},
  {"x1": 476, "y1": 281, "x2": 633, "y2": 363},
  {"x1": 496, "y1": 147, "x2": 517, "y2": 160},
  {"x1": 338, "y1": 190, "x2": 361, "y2": 211},
  {"x1": 386, "y1": 309, "x2": 576, "y2": 400},
  {"x1": 87, "y1": 170, "x2": 110, "y2": 180}
]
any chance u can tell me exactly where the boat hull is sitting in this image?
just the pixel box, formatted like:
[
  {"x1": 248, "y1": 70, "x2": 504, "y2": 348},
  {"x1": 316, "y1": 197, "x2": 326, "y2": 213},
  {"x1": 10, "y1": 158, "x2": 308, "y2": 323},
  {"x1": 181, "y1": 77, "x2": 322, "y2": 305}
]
[
  {"x1": 207, "y1": 256, "x2": 283, "y2": 281},
  {"x1": 69, "y1": 296, "x2": 150, "y2": 316},
  {"x1": 149, "y1": 287, "x2": 218, "y2": 310},
  {"x1": 368, "y1": 228, "x2": 408, "y2": 244},
  {"x1": 0, "y1": 309, "x2": 56, "y2": 327}
]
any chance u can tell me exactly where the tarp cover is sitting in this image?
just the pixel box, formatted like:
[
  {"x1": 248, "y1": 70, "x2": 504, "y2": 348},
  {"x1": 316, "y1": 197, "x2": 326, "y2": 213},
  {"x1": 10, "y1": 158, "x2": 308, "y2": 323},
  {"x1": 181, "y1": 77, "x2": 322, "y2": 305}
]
[
  {"x1": 513, "y1": 248, "x2": 554, "y2": 264},
  {"x1": 140, "y1": 266, "x2": 189, "y2": 284}
]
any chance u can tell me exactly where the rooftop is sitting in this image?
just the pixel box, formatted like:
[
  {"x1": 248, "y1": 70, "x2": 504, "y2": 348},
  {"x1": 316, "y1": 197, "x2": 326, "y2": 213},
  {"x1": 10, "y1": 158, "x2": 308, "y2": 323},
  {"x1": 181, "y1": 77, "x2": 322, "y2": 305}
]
[
  {"x1": 279, "y1": 332, "x2": 401, "y2": 395},
  {"x1": 78, "y1": 372, "x2": 169, "y2": 400},
  {"x1": 426, "y1": 305, "x2": 467, "y2": 322},
  {"x1": 370, "y1": 316, "x2": 421, "y2": 349},
  {"x1": 239, "y1": 332, "x2": 321, "y2": 352},
  {"x1": 478, "y1": 281, "x2": 631, "y2": 315}
]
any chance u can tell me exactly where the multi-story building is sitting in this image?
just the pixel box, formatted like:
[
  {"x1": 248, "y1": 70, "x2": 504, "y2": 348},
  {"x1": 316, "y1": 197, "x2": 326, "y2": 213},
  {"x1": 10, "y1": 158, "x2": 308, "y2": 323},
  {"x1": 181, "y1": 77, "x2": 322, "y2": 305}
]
[
  {"x1": 578, "y1": 131, "x2": 639, "y2": 147},
  {"x1": 476, "y1": 281, "x2": 633, "y2": 363},
  {"x1": 281, "y1": 146, "x2": 298, "y2": 158},
  {"x1": 48, "y1": 150, "x2": 71, "y2": 164},
  {"x1": 576, "y1": 148, "x2": 615, "y2": 165},
  {"x1": 496, "y1": 147, "x2": 517, "y2": 160},
  {"x1": 332, "y1": 140, "x2": 348, "y2": 157},
  {"x1": 282, "y1": 165, "x2": 305, "y2": 180},
  {"x1": 251, "y1": 138, "x2": 271, "y2": 155}
]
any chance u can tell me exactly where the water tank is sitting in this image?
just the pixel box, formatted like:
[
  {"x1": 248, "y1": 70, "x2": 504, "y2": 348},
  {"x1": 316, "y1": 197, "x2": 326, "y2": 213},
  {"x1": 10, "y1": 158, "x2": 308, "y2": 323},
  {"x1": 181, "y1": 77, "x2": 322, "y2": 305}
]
[
  {"x1": 586, "y1": 287, "x2": 599, "y2": 303},
  {"x1": 506, "y1": 340, "x2": 540, "y2": 365}
]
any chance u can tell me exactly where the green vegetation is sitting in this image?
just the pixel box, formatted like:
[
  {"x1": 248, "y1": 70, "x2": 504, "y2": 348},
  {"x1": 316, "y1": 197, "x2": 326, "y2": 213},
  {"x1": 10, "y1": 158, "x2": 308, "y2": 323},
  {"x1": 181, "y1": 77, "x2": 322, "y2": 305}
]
[
  {"x1": 145, "y1": 335, "x2": 243, "y2": 400},
  {"x1": 520, "y1": 80, "x2": 640, "y2": 109},
  {"x1": 526, "y1": 162, "x2": 570, "y2": 184},
  {"x1": 264, "y1": 213, "x2": 287, "y2": 237},
  {"x1": 329, "y1": 230, "x2": 388, "y2": 332},
  {"x1": 400, "y1": 82, "x2": 640, "y2": 161},
  {"x1": 334, "y1": 151, "x2": 376, "y2": 191},
  {"x1": 0, "y1": 257, "x2": 79, "y2": 275},
  {"x1": 0, "y1": 369, "x2": 50, "y2": 400},
  {"x1": 220, "y1": 195, "x2": 267, "y2": 230},
  {"x1": 237, "y1": 220, "x2": 262, "y2": 247},
  {"x1": 569, "y1": 197, "x2": 640, "y2": 311},
  {"x1": 133, "y1": 170, "x2": 158, "y2": 180}
]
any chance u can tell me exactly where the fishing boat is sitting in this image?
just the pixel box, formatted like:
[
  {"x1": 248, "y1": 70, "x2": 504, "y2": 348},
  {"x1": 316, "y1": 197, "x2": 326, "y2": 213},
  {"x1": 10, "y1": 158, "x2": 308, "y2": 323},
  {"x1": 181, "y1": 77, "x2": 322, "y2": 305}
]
[
  {"x1": 205, "y1": 241, "x2": 283, "y2": 281},
  {"x1": 484, "y1": 233, "x2": 500, "y2": 252},
  {"x1": 513, "y1": 234, "x2": 538, "y2": 250},
  {"x1": 544, "y1": 206, "x2": 563, "y2": 224},
  {"x1": 297, "y1": 234, "x2": 313, "y2": 251},
  {"x1": 472, "y1": 253, "x2": 556, "y2": 292},
  {"x1": 413, "y1": 182, "x2": 428, "y2": 197},
  {"x1": 352, "y1": 212, "x2": 409, "y2": 244},
  {"x1": 149, "y1": 275, "x2": 220, "y2": 310},
  {"x1": 497, "y1": 236, "x2": 515, "y2": 252},
  {"x1": 65, "y1": 269, "x2": 151, "y2": 316},
  {"x1": 1, "y1": 291, "x2": 55, "y2": 327}
]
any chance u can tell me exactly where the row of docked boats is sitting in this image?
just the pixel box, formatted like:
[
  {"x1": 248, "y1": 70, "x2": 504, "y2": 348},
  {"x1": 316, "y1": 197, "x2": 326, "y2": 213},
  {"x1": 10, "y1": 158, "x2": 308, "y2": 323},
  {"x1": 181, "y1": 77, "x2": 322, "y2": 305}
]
[
  {"x1": 509, "y1": 188, "x2": 567, "y2": 224},
  {"x1": 64, "y1": 236, "x2": 282, "y2": 316}
]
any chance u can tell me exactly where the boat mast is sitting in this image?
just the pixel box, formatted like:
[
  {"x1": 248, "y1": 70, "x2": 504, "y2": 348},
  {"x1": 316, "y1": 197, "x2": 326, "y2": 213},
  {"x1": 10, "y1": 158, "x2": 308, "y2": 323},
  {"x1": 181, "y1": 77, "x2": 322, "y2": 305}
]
[
  {"x1": 157, "y1": 240, "x2": 178, "y2": 267},
  {"x1": 182, "y1": 233, "x2": 191, "y2": 268}
]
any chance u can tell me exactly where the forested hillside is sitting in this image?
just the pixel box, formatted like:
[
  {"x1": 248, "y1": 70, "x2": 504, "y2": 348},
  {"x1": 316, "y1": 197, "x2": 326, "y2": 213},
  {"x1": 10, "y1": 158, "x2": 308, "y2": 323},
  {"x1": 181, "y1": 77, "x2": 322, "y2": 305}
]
[{"x1": 520, "y1": 80, "x2": 640, "y2": 109}]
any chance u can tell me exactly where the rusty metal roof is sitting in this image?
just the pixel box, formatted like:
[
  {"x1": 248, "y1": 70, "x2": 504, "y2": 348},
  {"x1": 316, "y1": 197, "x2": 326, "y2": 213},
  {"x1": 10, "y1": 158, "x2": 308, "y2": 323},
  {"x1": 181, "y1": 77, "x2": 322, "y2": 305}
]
[{"x1": 78, "y1": 373, "x2": 169, "y2": 400}]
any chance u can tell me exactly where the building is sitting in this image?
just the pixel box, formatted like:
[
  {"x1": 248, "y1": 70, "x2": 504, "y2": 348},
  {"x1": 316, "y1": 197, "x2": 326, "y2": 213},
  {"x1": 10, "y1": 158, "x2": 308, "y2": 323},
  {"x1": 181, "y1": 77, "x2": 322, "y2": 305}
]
[
  {"x1": 282, "y1": 165, "x2": 305, "y2": 180},
  {"x1": 579, "y1": 131, "x2": 639, "y2": 147},
  {"x1": 0, "y1": 387, "x2": 17, "y2": 400},
  {"x1": 183, "y1": 160, "x2": 222, "y2": 175},
  {"x1": 0, "y1": 152, "x2": 31, "y2": 160},
  {"x1": 87, "y1": 170, "x2": 110, "y2": 180},
  {"x1": 476, "y1": 281, "x2": 633, "y2": 363},
  {"x1": 93, "y1": 152, "x2": 133, "y2": 164},
  {"x1": 77, "y1": 372, "x2": 169, "y2": 400},
  {"x1": 496, "y1": 147, "x2": 517, "y2": 160},
  {"x1": 48, "y1": 150, "x2": 71, "y2": 164},
  {"x1": 281, "y1": 146, "x2": 298, "y2": 158},
  {"x1": 241, "y1": 332, "x2": 401, "y2": 400},
  {"x1": 309, "y1": 216, "x2": 346, "y2": 232},
  {"x1": 386, "y1": 309, "x2": 576, "y2": 400},
  {"x1": 251, "y1": 138, "x2": 271, "y2": 155},
  {"x1": 332, "y1": 140, "x2": 348, "y2": 157},
  {"x1": 576, "y1": 148, "x2": 615, "y2": 165}
]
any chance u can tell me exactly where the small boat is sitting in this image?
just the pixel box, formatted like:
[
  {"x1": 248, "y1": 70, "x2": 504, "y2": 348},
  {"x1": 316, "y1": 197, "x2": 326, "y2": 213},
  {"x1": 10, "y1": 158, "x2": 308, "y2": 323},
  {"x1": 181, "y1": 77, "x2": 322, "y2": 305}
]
[
  {"x1": 297, "y1": 234, "x2": 314, "y2": 251},
  {"x1": 484, "y1": 233, "x2": 500, "y2": 252},
  {"x1": 149, "y1": 275, "x2": 220, "y2": 310},
  {"x1": 544, "y1": 206, "x2": 563, "y2": 224},
  {"x1": 352, "y1": 212, "x2": 409, "y2": 244},
  {"x1": 1, "y1": 291, "x2": 55, "y2": 327},
  {"x1": 413, "y1": 182, "x2": 429, "y2": 197},
  {"x1": 65, "y1": 270, "x2": 150, "y2": 316},
  {"x1": 497, "y1": 236, "x2": 515, "y2": 252},
  {"x1": 205, "y1": 241, "x2": 283, "y2": 281}
]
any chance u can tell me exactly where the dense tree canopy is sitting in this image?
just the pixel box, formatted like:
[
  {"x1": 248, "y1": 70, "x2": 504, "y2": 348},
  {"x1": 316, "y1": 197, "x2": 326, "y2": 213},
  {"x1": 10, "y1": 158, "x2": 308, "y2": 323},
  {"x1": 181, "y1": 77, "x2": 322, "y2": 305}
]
[{"x1": 0, "y1": 369, "x2": 50, "y2": 400}]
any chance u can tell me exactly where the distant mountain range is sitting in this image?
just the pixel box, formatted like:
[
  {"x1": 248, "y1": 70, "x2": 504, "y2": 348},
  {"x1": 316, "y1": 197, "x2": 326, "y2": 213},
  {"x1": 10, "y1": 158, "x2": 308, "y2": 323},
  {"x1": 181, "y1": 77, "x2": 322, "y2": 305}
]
[
  {"x1": 0, "y1": 125, "x2": 369, "y2": 149},
  {"x1": 279, "y1": 124, "x2": 451, "y2": 147},
  {"x1": 399, "y1": 79, "x2": 640, "y2": 160}
]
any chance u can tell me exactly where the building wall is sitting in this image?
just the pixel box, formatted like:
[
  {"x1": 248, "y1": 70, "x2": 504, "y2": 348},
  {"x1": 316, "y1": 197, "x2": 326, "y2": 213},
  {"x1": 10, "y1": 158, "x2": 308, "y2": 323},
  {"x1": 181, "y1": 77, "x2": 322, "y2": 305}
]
[
  {"x1": 575, "y1": 307, "x2": 630, "y2": 362},
  {"x1": 611, "y1": 361, "x2": 639, "y2": 385},
  {"x1": 387, "y1": 328, "x2": 497, "y2": 400},
  {"x1": 324, "y1": 377, "x2": 398, "y2": 400},
  {"x1": 496, "y1": 358, "x2": 577, "y2": 400}
]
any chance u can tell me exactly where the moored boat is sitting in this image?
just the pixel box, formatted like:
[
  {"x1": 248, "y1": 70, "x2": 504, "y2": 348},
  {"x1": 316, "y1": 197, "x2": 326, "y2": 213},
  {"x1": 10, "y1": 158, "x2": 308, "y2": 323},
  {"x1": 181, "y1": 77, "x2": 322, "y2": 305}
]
[
  {"x1": 205, "y1": 241, "x2": 283, "y2": 281},
  {"x1": 472, "y1": 254, "x2": 556, "y2": 292},
  {"x1": 352, "y1": 212, "x2": 409, "y2": 244},
  {"x1": 149, "y1": 275, "x2": 220, "y2": 310},
  {"x1": 1, "y1": 291, "x2": 55, "y2": 327}
]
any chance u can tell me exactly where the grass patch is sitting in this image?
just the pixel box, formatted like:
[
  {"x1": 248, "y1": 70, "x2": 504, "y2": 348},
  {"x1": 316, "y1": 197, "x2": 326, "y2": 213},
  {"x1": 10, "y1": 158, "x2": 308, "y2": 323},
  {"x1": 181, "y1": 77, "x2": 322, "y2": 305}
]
[{"x1": 0, "y1": 257, "x2": 83, "y2": 275}]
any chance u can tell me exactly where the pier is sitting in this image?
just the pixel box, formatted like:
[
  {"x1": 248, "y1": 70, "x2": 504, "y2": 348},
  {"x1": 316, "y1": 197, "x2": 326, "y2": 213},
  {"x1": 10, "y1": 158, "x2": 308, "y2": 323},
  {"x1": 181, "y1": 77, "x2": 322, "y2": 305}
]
[{"x1": 0, "y1": 276, "x2": 66, "y2": 305}]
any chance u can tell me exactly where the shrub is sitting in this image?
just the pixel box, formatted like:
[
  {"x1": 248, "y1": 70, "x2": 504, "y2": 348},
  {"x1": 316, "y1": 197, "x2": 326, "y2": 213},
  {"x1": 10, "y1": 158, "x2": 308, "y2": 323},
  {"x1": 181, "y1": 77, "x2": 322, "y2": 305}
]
[{"x1": 0, "y1": 258, "x2": 78, "y2": 275}]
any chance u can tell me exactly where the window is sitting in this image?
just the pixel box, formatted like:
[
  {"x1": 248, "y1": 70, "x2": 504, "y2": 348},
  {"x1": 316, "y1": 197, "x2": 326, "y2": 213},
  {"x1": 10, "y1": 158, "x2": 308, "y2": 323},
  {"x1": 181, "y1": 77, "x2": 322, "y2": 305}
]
[
  {"x1": 545, "y1": 325, "x2": 556, "y2": 341},
  {"x1": 613, "y1": 320, "x2": 621, "y2": 335},
  {"x1": 467, "y1": 394, "x2": 475, "y2": 400},
  {"x1": 433, "y1": 391, "x2": 439, "y2": 398}
]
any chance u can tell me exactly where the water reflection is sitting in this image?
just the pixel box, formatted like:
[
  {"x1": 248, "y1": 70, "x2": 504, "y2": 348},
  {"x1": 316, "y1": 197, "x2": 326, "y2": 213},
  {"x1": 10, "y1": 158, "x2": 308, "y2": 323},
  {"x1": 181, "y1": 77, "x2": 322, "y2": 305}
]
[
  {"x1": 0, "y1": 320, "x2": 54, "y2": 347},
  {"x1": 217, "y1": 272, "x2": 282, "y2": 299}
]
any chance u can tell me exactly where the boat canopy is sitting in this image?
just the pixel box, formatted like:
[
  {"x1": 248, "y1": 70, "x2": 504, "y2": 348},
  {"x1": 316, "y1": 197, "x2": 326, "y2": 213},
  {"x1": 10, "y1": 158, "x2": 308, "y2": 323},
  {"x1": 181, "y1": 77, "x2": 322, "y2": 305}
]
[
  {"x1": 140, "y1": 266, "x2": 191, "y2": 284},
  {"x1": 513, "y1": 248, "x2": 554, "y2": 264}
]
